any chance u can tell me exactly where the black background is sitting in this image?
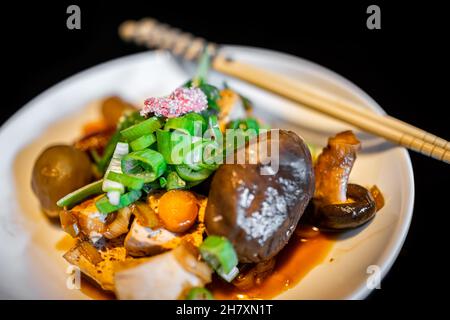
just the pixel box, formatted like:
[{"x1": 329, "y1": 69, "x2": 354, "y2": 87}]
[{"x1": 1, "y1": 1, "x2": 449, "y2": 302}]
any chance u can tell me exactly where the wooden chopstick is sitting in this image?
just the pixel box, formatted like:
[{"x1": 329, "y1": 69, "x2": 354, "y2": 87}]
[
  {"x1": 119, "y1": 19, "x2": 450, "y2": 164},
  {"x1": 258, "y1": 64, "x2": 450, "y2": 151},
  {"x1": 213, "y1": 56, "x2": 450, "y2": 163}
]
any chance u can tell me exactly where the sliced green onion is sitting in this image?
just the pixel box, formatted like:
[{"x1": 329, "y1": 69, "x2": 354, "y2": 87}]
[
  {"x1": 164, "y1": 117, "x2": 191, "y2": 134},
  {"x1": 183, "y1": 140, "x2": 204, "y2": 171},
  {"x1": 120, "y1": 116, "x2": 162, "y2": 142},
  {"x1": 130, "y1": 133, "x2": 156, "y2": 151},
  {"x1": 164, "y1": 113, "x2": 206, "y2": 136},
  {"x1": 95, "y1": 189, "x2": 142, "y2": 214},
  {"x1": 223, "y1": 128, "x2": 248, "y2": 158},
  {"x1": 97, "y1": 112, "x2": 144, "y2": 174},
  {"x1": 103, "y1": 142, "x2": 129, "y2": 204},
  {"x1": 56, "y1": 179, "x2": 103, "y2": 208},
  {"x1": 97, "y1": 131, "x2": 121, "y2": 173},
  {"x1": 200, "y1": 116, "x2": 223, "y2": 168},
  {"x1": 181, "y1": 139, "x2": 220, "y2": 171},
  {"x1": 199, "y1": 140, "x2": 221, "y2": 171},
  {"x1": 121, "y1": 149, "x2": 167, "y2": 183},
  {"x1": 217, "y1": 266, "x2": 239, "y2": 282},
  {"x1": 185, "y1": 287, "x2": 214, "y2": 300},
  {"x1": 184, "y1": 112, "x2": 207, "y2": 133},
  {"x1": 244, "y1": 118, "x2": 260, "y2": 133},
  {"x1": 228, "y1": 118, "x2": 260, "y2": 136},
  {"x1": 206, "y1": 115, "x2": 222, "y2": 142},
  {"x1": 228, "y1": 119, "x2": 245, "y2": 130},
  {"x1": 118, "y1": 111, "x2": 145, "y2": 130},
  {"x1": 159, "y1": 176, "x2": 167, "y2": 188},
  {"x1": 166, "y1": 171, "x2": 186, "y2": 190},
  {"x1": 198, "y1": 161, "x2": 219, "y2": 171},
  {"x1": 199, "y1": 235, "x2": 238, "y2": 281},
  {"x1": 156, "y1": 129, "x2": 191, "y2": 164},
  {"x1": 89, "y1": 149, "x2": 102, "y2": 165},
  {"x1": 175, "y1": 164, "x2": 212, "y2": 182},
  {"x1": 107, "y1": 190, "x2": 121, "y2": 206},
  {"x1": 198, "y1": 84, "x2": 221, "y2": 111},
  {"x1": 106, "y1": 171, "x2": 144, "y2": 190},
  {"x1": 142, "y1": 181, "x2": 160, "y2": 194},
  {"x1": 192, "y1": 49, "x2": 211, "y2": 86},
  {"x1": 156, "y1": 129, "x2": 172, "y2": 163}
]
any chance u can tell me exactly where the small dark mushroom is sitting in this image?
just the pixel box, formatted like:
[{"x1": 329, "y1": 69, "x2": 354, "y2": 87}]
[
  {"x1": 313, "y1": 183, "x2": 376, "y2": 230},
  {"x1": 312, "y1": 131, "x2": 381, "y2": 230}
]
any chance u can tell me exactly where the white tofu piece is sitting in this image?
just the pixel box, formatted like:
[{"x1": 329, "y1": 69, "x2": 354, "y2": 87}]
[
  {"x1": 124, "y1": 219, "x2": 179, "y2": 257},
  {"x1": 114, "y1": 246, "x2": 212, "y2": 300},
  {"x1": 69, "y1": 198, "x2": 108, "y2": 242}
]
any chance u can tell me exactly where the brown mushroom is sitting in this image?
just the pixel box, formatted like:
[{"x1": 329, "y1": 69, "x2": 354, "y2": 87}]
[
  {"x1": 205, "y1": 130, "x2": 315, "y2": 263},
  {"x1": 312, "y1": 131, "x2": 381, "y2": 230},
  {"x1": 313, "y1": 183, "x2": 377, "y2": 230}
]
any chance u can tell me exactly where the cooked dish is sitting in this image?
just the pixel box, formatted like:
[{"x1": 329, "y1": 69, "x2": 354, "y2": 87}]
[{"x1": 31, "y1": 59, "x2": 384, "y2": 300}]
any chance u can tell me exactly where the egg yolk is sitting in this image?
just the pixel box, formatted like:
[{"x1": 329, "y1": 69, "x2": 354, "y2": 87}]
[{"x1": 158, "y1": 190, "x2": 199, "y2": 233}]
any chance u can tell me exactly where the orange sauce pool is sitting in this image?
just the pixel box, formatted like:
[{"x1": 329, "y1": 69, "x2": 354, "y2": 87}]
[
  {"x1": 56, "y1": 235, "x2": 116, "y2": 300},
  {"x1": 82, "y1": 120, "x2": 109, "y2": 135},
  {"x1": 209, "y1": 225, "x2": 334, "y2": 299},
  {"x1": 80, "y1": 276, "x2": 115, "y2": 300},
  {"x1": 56, "y1": 225, "x2": 334, "y2": 300},
  {"x1": 55, "y1": 234, "x2": 77, "y2": 251}
]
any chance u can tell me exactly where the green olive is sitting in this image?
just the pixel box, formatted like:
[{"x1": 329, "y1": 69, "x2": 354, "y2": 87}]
[{"x1": 31, "y1": 145, "x2": 93, "y2": 217}]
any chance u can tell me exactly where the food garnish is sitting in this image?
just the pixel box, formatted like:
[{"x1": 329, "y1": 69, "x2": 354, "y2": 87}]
[
  {"x1": 185, "y1": 287, "x2": 214, "y2": 300},
  {"x1": 141, "y1": 87, "x2": 208, "y2": 118},
  {"x1": 199, "y1": 235, "x2": 239, "y2": 282},
  {"x1": 56, "y1": 179, "x2": 104, "y2": 209}
]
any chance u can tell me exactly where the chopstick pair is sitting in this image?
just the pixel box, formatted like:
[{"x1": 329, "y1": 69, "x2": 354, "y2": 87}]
[{"x1": 119, "y1": 18, "x2": 450, "y2": 164}]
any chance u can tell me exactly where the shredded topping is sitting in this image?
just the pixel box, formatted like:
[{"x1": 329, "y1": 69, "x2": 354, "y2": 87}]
[{"x1": 141, "y1": 87, "x2": 208, "y2": 118}]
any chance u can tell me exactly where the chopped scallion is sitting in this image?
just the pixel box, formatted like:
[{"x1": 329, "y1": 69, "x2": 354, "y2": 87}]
[
  {"x1": 56, "y1": 179, "x2": 103, "y2": 208},
  {"x1": 120, "y1": 116, "x2": 162, "y2": 142},
  {"x1": 95, "y1": 189, "x2": 142, "y2": 214},
  {"x1": 185, "y1": 287, "x2": 214, "y2": 300},
  {"x1": 121, "y1": 149, "x2": 166, "y2": 183},
  {"x1": 106, "y1": 171, "x2": 144, "y2": 190},
  {"x1": 130, "y1": 133, "x2": 156, "y2": 151},
  {"x1": 199, "y1": 235, "x2": 238, "y2": 282}
]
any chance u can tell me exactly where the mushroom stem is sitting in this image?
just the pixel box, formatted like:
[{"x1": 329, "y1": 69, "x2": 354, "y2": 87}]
[{"x1": 313, "y1": 184, "x2": 377, "y2": 230}]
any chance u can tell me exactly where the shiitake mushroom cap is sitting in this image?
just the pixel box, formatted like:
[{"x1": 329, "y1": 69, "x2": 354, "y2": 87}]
[{"x1": 313, "y1": 183, "x2": 376, "y2": 231}]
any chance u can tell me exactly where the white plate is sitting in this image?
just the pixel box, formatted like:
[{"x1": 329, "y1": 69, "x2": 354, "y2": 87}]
[{"x1": 0, "y1": 46, "x2": 414, "y2": 299}]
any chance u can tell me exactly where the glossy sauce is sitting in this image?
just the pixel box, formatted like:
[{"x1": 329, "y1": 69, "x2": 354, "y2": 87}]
[
  {"x1": 209, "y1": 225, "x2": 334, "y2": 299},
  {"x1": 55, "y1": 234, "x2": 77, "y2": 251},
  {"x1": 82, "y1": 120, "x2": 109, "y2": 136},
  {"x1": 56, "y1": 235, "x2": 116, "y2": 300},
  {"x1": 57, "y1": 225, "x2": 334, "y2": 300},
  {"x1": 80, "y1": 276, "x2": 115, "y2": 300}
]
